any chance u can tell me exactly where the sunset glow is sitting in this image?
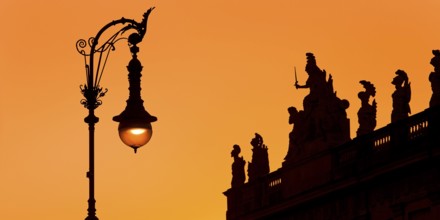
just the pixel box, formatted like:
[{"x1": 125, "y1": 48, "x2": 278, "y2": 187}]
[{"x1": 2, "y1": 1, "x2": 440, "y2": 219}]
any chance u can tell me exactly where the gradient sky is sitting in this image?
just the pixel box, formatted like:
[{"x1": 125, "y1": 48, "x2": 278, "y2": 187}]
[{"x1": 1, "y1": 1, "x2": 440, "y2": 219}]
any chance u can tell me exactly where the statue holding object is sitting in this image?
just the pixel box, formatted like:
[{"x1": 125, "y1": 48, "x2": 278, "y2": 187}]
[
  {"x1": 285, "y1": 53, "x2": 350, "y2": 163},
  {"x1": 293, "y1": 53, "x2": 350, "y2": 143}
]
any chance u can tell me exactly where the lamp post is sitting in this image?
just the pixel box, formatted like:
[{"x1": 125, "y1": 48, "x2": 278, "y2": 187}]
[{"x1": 76, "y1": 7, "x2": 157, "y2": 220}]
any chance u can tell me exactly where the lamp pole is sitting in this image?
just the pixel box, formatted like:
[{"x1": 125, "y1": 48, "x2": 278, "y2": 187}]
[{"x1": 76, "y1": 7, "x2": 157, "y2": 220}]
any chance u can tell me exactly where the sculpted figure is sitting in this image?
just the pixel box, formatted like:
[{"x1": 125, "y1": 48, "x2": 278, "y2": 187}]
[
  {"x1": 294, "y1": 53, "x2": 329, "y2": 140},
  {"x1": 247, "y1": 133, "x2": 270, "y2": 182},
  {"x1": 285, "y1": 107, "x2": 306, "y2": 160},
  {"x1": 391, "y1": 70, "x2": 411, "y2": 122},
  {"x1": 357, "y1": 80, "x2": 377, "y2": 136},
  {"x1": 295, "y1": 53, "x2": 328, "y2": 114},
  {"x1": 284, "y1": 53, "x2": 350, "y2": 164},
  {"x1": 293, "y1": 53, "x2": 350, "y2": 143},
  {"x1": 429, "y1": 50, "x2": 440, "y2": 107},
  {"x1": 230, "y1": 144, "x2": 246, "y2": 188}
]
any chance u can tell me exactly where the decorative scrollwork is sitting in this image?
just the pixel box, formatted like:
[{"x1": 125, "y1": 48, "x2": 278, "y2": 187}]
[
  {"x1": 77, "y1": 8, "x2": 155, "y2": 110},
  {"x1": 76, "y1": 39, "x2": 88, "y2": 56},
  {"x1": 80, "y1": 84, "x2": 108, "y2": 109},
  {"x1": 88, "y1": 37, "x2": 94, "y2": 50},
  {"x1": 76, "y1": 37, "x2": 97, "y2": 56},
  {"x1": 94, "y1": 31, "x2": 124, "y2": 53}
]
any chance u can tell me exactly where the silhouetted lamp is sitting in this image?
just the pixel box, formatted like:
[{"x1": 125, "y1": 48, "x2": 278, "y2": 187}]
[
  {"x1": 112, "y1": 50, "x2": 157, "y2": 152},
  {"x1": 76, "y1": 7, "x2": 156, "y2": 220}
]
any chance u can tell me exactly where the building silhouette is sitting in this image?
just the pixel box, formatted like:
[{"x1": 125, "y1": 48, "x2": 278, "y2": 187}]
[{"x1": 224, "y1": 52, "x2": 440, "y2": 220}]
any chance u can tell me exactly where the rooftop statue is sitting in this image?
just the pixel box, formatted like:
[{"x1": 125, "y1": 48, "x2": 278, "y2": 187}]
[
  {"x1": 391, "y1": 70, "x2": 411, "y2": 122},
  {"x1": 295, "y1": 53, "x2": 328, "y2": 111},
  {"x1": 284, "y1": 106, "x2": 305, "y2": 160},
  {"x1": 248, "y1": 133, "x2": 270, "y2": 182},
  {"x1": 230, "y1": 144, "x2": 246, "y2": 188},
  {"x1": 285, "y1": 53, "x2": 350, "y2": 163},
  {"x1": 430, "y1": 50, "x2": 440, "y2": 107},
  {"x1": 357, "y1": 80, "x2": 377, "y2": 136}
]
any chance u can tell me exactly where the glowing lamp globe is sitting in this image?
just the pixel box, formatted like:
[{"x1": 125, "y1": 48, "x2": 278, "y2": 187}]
[
  {"x1": 113, "y1": 50, "x2": 157, "y2": 153},
  {"x1": 113, "y1": 87, "x2": 157, "y2": 153},
  {"x1": 118, "y1": 120, "x2": 153, "y2": 152},
  {"x1": 113, "y1": 110, "x2": 157, "y2": 152}
]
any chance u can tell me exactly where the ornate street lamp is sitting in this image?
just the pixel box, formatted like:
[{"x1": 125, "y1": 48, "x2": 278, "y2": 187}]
[{"x1": 76, "y1": 7, "x2": 157, "y2": 220}]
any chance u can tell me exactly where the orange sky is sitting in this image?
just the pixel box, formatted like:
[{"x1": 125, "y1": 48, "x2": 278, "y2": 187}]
[{"x1": 1, "y1": 1, "x2": 440, "y2": 219}]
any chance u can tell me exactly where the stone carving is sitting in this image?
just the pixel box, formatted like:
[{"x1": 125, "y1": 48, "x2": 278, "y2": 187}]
[
  {"x1": 231, "y1": 144, "x2": 246, "y2": 187},
  {"x1": 357, "y1": 80, "x2": 377, "y2": 136},
  {"x1": 285, "y1": 53, "x2": 350, "y2": 163},
  {"x1": 391, "y1": 70, "x2": 411, "y2": 122},
  {"x1": 430, "y1": 50, "x2": 440, "y2": 107},
  {"x1": 284, "y1": 107, "x2": 305, "y2": 160},
  {"x1": 247, "y1": 133, "x2": 270, "y2": 182}
]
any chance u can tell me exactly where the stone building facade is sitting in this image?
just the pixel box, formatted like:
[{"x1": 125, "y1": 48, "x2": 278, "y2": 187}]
[{"x1": 224, "y1": 52, "x2": 440, "y2": 220}]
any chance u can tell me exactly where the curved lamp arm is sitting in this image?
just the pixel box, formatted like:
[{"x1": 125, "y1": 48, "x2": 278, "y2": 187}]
[{"x1": 77, "y1": 7, "x2": 155, "y2": 110}]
